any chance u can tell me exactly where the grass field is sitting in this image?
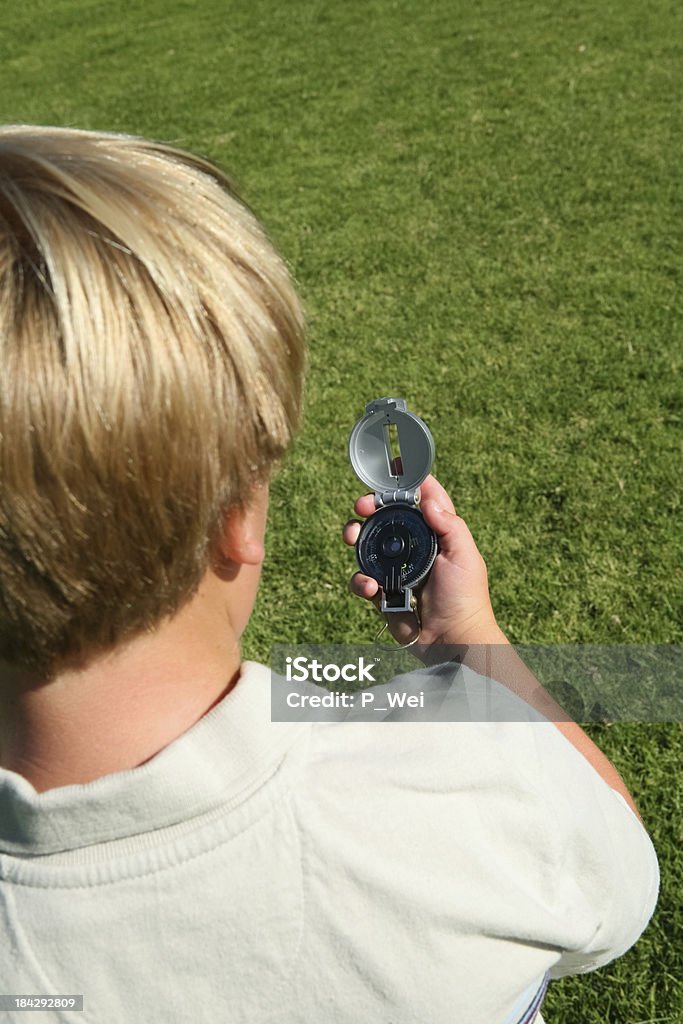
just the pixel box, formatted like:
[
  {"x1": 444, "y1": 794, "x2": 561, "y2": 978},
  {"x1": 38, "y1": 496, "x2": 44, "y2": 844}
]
[{"x1": 0, "y1": 1, "x2": 680, "y2": 1020}]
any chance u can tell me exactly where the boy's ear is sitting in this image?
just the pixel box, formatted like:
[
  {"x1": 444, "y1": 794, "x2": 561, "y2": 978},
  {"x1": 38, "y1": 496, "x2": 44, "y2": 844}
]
[{"x1": 215, "y1": 484, "x2": 269, "y2": 568}]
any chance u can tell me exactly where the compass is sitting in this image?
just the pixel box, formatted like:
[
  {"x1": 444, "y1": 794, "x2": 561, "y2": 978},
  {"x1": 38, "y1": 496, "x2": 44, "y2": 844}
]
[{"x1": 348, "y1": 398, "x2": 439, "y2": 613}]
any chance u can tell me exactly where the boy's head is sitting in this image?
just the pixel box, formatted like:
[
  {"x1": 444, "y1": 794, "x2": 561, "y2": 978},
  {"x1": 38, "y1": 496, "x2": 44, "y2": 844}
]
[{"x1": 0, "y1": 125, "x2": 305, "y2": 682}]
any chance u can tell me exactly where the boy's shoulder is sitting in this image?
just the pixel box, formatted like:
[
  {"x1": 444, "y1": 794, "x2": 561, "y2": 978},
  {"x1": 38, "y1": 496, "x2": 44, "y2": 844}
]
[{"x1": 267, "y1": 657, "x2": 590, "y2": 821}]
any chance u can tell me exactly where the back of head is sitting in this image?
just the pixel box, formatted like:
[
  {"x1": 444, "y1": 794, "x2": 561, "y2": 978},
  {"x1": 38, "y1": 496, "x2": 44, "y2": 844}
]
[{"x1": 0, "y1": 125, "x2": 305, "y2": 681}]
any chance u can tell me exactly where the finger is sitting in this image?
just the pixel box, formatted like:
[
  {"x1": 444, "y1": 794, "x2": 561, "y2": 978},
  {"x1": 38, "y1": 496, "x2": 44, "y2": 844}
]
[
  {"x1": 349, "y1": 572, "x2": 380, "y2": 600},
  {"x1": 416, "y1": 473, "x2": 463, "y2": 550},
  {"x1": 417, "y1": 474, "x2": 456, "y2": 515},
  {"x1": 354, "y1": 493, "x2": 376, "y2": 518},
  {"x1": 342, "y1": 520, "x2": 362, "y2": 546},
  {"x1": 420, "y1": 499, "x2": 480, "y2": 559},
  {"x1": 354, "y1": 476, "x2": 455, "y2": 519}
]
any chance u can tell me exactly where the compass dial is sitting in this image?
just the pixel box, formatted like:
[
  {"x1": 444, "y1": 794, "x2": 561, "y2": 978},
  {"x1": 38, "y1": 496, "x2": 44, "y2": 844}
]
[{"x1": 356, "y1": 504, "x2": 438, "y2": 594}]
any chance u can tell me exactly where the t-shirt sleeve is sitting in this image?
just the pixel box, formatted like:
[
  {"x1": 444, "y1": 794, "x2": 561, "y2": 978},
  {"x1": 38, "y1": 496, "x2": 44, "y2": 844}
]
[{"x1": 520, "y1": 719, "x2": 660, "y2": 979}]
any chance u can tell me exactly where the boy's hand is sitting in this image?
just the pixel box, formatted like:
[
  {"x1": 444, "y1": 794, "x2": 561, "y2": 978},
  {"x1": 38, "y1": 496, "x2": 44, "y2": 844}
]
[{"x1": 342, "y1": 475, "x2": 504, "y2": 648}]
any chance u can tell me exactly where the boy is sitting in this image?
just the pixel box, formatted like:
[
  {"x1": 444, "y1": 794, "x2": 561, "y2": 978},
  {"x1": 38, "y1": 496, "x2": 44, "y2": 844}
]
[{"x1": 0, "y1": 125, "x2": 658, "y2": 1024}]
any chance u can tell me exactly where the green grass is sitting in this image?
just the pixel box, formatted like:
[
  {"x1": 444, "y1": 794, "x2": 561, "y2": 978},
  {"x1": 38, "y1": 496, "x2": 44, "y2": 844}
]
[{"x1": 1, "y1": 1, "x2": 681, "y2": 1020}]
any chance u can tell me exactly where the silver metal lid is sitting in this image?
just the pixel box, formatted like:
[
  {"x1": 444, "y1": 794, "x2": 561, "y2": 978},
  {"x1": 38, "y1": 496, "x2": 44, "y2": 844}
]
[{"x1": 348, "y1": 397, "x2": 435, "y2": 499}]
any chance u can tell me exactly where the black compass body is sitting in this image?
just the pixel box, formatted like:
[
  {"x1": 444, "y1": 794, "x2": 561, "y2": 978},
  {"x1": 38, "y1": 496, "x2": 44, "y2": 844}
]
[{"x1": 356, "y1": 503, "x2": 438, "y2": 598}]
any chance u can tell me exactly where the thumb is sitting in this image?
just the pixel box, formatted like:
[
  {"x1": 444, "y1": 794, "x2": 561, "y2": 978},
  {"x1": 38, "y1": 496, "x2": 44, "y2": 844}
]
[{"x1": 420, "y1": 498, "x2": 482, "y2": 562}]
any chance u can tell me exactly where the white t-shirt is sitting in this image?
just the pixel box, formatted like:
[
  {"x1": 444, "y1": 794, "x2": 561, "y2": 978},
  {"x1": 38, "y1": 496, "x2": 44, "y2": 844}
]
[{"x1": 0, "y1": 661, "x2": 659, "y2": 1024}]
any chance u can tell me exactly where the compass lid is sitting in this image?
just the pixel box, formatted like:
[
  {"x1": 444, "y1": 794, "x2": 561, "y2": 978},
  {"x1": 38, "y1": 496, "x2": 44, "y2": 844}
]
[{"x1": 348, "y1": 397, "x2": 435, "y2": 496}]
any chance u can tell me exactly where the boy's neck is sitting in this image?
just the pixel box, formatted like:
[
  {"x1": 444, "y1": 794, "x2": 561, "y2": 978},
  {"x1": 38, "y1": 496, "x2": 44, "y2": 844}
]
[{"x1": 0, "y1": 569, "x2": 246, "y2": 794}]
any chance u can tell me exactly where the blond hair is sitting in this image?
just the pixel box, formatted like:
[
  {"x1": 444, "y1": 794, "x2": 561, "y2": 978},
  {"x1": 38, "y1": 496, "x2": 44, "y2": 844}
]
[{"x1": 0, "y1": 125, "x2": 305, "y2": 680}]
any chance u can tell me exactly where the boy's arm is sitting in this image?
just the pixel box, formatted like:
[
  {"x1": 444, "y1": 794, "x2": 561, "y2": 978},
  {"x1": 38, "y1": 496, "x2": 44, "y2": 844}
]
[
  {"x1": 343, "y1": 474, "x2": 646, "y2": 828},
  {"x1": 440, "y1": 623, "x2": 646, "y2": 827}
]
